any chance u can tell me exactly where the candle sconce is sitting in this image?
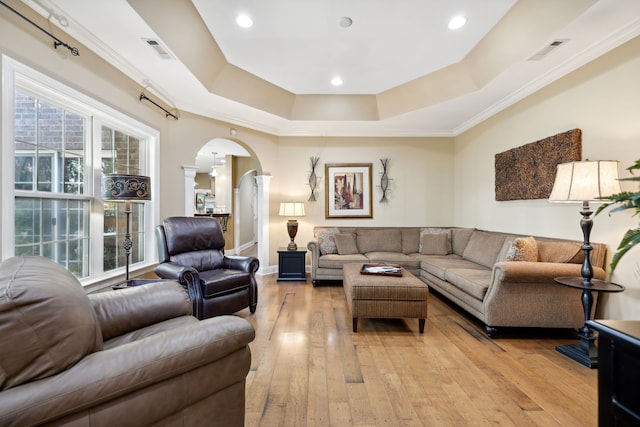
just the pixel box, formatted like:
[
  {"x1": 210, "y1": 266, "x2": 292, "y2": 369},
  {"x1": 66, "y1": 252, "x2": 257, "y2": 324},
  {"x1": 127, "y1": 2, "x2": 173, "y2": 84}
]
[
  {"x1": 378, "y1": 158, "x2": 392, "y2": 203},
  {"x1": 308, "y1": 156, "x2": 320, "y2": 201}
]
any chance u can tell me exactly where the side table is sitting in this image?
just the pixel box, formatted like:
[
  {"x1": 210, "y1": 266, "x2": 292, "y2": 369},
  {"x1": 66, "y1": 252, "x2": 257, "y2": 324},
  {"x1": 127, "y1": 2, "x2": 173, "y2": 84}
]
[
  {"x1": 554, "y1": 276, "x2": 625, "y2": 368},
  {"x1": 277, "y1": 247, "x2": 307, "y2": 281}
]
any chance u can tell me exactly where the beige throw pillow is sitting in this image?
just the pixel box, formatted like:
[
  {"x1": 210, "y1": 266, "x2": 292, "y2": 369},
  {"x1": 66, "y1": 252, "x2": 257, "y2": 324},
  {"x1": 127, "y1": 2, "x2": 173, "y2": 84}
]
[
  {"x1": 333, "y1": 233, "x2": 359, "y2": 255},
  {"x1": 316, "y1": 228, "x2": 340, "y2": 254},
  {"x1": 506, "y1": 236, "x2": 538, "y2": 262},
  {"x1": 420, "y1": 232, "x2": 450, "y2": 255}
]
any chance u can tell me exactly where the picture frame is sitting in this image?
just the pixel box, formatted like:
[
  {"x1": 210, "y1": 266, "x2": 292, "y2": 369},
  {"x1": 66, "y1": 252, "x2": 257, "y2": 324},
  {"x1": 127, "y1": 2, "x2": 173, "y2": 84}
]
[{"x1": 325, "y1": 163, "x2": 373, "y2": 218}]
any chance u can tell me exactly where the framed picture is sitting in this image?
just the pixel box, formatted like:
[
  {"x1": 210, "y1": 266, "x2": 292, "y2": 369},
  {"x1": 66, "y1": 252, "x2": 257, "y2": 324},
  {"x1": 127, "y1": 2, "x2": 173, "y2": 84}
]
[{"x1": 325, "y1": 163, "x2": 373, "y2": 218}]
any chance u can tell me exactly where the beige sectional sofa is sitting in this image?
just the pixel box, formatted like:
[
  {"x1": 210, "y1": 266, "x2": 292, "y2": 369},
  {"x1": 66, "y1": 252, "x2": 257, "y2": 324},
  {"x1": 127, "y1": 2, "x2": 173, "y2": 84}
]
[{"x1": 307, "y1": 226, "x2": 607, "y2": 335}]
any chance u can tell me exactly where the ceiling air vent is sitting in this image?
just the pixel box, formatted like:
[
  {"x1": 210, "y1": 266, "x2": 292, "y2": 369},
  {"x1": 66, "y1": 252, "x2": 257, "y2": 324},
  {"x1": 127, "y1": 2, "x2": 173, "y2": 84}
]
[
  {"x1": 143, "y1": 38, "x2": 174, "y2": 60},
  {"x1": 528, "y1": 39, "x2": 570, "y2": 61}
]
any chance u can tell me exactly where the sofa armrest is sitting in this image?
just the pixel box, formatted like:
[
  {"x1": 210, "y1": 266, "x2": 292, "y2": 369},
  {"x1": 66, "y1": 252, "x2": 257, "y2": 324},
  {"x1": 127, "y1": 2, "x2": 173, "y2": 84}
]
[
  {"x1": 0, "y1": 316, "x2": 255, "y2": 427},
  {"x1": 307, "y1": 240, "x2": 320, "y2": 280},
  {"x1": 223, "y1": 255, "x2": 259, "y2": 274},
  {"x1": 89, "y1": 281, "x2": 192, "y2": 340},
  {"x1": 492, "y1": 261, "x2": 606, "y2": 284}
]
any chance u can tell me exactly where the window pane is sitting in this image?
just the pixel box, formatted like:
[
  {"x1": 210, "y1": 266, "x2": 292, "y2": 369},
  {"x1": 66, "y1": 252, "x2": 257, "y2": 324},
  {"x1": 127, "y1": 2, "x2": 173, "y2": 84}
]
[
  {"x1": 38, "y1": 100, "x2": 63, "y2": 152},
  {"x1": 15, "y1": 197, "x2": 90, "y2": 278}
]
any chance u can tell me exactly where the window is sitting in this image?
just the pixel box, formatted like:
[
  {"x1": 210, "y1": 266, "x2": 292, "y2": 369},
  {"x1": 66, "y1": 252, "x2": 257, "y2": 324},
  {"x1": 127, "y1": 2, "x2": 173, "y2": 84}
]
[{"x1": 2, "y1": 56, "x2": 158, "y2": 285}]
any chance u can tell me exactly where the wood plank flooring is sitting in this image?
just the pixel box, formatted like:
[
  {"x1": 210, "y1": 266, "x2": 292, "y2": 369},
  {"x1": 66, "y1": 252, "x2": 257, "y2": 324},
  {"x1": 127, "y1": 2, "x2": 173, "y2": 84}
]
[{"x1": 235, "y1": 273, "x2": 597, "y2": 426}]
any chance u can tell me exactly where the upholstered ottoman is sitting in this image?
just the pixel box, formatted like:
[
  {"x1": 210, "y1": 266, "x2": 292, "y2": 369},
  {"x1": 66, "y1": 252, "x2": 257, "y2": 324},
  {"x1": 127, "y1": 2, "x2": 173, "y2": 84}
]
[{"x1": 342, "y1": 263, "x2": 429, "y2": 333}]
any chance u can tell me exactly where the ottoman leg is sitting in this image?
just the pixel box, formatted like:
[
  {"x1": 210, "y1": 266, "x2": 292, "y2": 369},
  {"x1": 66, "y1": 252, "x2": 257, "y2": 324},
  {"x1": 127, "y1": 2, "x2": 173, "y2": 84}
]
[
  {"x1": 353, "y1": 318, "x2": 358, "y2": 333},
  {"x1": 419, "y1": 318, "x2": 425, "y2": 334}
]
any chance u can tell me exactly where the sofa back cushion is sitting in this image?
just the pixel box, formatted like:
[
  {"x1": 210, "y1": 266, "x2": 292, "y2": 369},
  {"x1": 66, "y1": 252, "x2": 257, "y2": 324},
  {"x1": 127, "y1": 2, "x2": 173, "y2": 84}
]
[
  {"x1": 356, "y1": 229, "x2": 402, "y2": 253},
  {"x1": 451, "y1": 228, "x2": 475, "y2": 255},
  {"x1": 0, "y1": 255, "x2": 102, "y2": 391},
  {"x1": 462, "y1": 231, "x2": 507, "y2": 268},
  {"x1": 401, "y1": 228, "x2": 421, "y2": 254},
  {"x1": 537, "y1": 241, "x2": 582, "y2": 263}
]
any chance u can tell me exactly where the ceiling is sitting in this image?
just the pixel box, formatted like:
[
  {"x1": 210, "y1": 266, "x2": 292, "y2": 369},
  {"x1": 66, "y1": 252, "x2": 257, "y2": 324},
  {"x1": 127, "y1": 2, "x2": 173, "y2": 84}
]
[{"x1": 22, "y1": 0, "x2": 640, "y2": 138}]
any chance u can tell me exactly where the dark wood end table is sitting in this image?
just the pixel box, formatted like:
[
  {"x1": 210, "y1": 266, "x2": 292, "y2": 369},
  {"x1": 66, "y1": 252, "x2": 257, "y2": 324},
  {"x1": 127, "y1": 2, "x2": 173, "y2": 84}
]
[{"x1": 554, "y1": 276, "x2": 625, "y2": 368}]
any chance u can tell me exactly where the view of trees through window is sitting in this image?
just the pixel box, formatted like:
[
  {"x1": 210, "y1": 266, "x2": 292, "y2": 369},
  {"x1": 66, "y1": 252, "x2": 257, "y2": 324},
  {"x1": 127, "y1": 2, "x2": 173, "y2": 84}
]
[{"x1": 13, "y1": 90, "x2": 147, "y2": 278}]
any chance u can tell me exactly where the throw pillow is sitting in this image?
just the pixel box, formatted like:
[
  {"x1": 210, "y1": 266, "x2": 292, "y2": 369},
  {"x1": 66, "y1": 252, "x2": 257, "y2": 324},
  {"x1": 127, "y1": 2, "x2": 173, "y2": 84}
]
[
  {"x1": 506, "y1": 236, "x2": 538, "y2": 262},
  {"x1": 333, "y1": 233, "x2": 359, "y2": 255},
  {"x1": 316, "y1": 227, "x2": 340, "y2": 254},
  {"x1": 420, "y1": 232, "x2": 449, "y2": 255},
  {"x1": 419, "y1": 228, "x2": 451, "y2": 254}
]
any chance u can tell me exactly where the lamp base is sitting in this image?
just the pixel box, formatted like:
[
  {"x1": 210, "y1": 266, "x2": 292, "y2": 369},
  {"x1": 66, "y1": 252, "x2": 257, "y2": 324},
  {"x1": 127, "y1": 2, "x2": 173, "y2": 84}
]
[{"x1": 286, "y1": 219, "x2": 299, "y2": 251}]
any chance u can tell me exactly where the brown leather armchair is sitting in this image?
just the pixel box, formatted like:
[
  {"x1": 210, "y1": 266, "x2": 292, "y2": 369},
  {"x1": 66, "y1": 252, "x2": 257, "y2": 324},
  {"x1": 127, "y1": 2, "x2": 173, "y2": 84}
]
[
  {"x1": 0, "y1": 254, "x2": 255, "y2": 427},
  {"x1": 155, "y1": 216, "x2": 259, "y2": 319}
]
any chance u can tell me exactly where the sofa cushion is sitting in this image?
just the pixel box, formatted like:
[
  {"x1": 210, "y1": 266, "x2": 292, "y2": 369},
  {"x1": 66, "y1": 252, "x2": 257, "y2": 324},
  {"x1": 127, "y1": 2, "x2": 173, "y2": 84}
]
[
  {"x1": 0, "y1": 255, "x2": 102, "y2": 391},
  {"x1": 356, "y1": 229, "x2": 402, "y2": 253},
  {"x1": 420, "y1": 232, "x2": 450, "y2": 255},
  {"x1": 364, "y1": 252, "x2": 421, "y2": 269},
  {"x1": 444, "y1": 268, "x2": 492, "y2": 301},
  {"x1": 451, "y1": 228, "x2": 475, "y2": 255},
  {"x1": 462, "y1": 231, "x2": 507, "y2": 268},
  {"x1": 333, "y1": 233, "x2": 359, "y2": 255},
  {"x1": 420, "y1": 255, "x2": 487, "y2": 281},
  {"x1": 401, "y1": 228, "x2": 421, "y2": 254},
  {"x1": 506, "y1": 237, "x2": 538, "y2": 262},
  {"x1": 537, "y1": 241, "x2": 582, "y2": 263},
  {"x1": 318, "y1": 254, "x2": 368, "y2": 269},
  {"x1": 316, "y1": 227, "x2": 340, "y2": 254}
]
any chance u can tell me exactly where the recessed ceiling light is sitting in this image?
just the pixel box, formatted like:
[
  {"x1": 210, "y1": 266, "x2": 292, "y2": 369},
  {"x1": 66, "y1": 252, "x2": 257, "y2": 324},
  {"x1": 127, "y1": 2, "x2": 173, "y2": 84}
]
[
  {"x1": 236, "y1": 14, "x2": 253, "y2": 28},
  {"x1": 339, "y1": 17, "x2": 353, "y2": 28},
  {"x1": 331, "y1": 76, "x2": 343, "y2": 86},
  {"x1": 448, "y1": 15, "x2": 467, "y2": 30}
]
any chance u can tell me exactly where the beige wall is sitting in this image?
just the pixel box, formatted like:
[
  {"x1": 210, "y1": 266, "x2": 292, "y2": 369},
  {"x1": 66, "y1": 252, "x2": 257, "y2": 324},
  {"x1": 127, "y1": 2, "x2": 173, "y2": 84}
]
[
  {"x1": 454, "y1": 35, "x2": 640, "y2": 320},
  {"x1": 2, "y1": 4, "x2": 638, "y2": 319}
]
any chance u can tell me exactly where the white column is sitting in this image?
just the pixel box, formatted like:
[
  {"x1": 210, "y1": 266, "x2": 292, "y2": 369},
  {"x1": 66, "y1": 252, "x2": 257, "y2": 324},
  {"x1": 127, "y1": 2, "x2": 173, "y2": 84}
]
[
  {"x1": 233, "y1": 187, "x2": 240, "y2": 255},
  {"x1": 182, "y1": 165, "x2": 197, "y2": 216},
  {"x1": 255, "y1": 174, "x2": 271, "y2": 275}
]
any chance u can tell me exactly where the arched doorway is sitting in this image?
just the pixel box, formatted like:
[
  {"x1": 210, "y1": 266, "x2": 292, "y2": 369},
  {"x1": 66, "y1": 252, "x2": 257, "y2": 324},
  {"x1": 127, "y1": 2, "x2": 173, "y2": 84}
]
[{"x1": 182, "y1": 138, "x2": 269, "y2": 274}]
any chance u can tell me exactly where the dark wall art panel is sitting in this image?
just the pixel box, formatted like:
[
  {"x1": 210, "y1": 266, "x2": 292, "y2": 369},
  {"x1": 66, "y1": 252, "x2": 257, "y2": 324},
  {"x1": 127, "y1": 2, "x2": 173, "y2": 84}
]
[{"x1": 495, "y1": 129, "x2": 582, "y2": 201}]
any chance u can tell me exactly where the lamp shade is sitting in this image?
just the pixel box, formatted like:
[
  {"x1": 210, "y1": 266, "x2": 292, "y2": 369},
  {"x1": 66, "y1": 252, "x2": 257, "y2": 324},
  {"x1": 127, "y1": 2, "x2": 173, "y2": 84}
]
[
  {"x1": 549, "y1": 160, "x2": 620, "y2": 203},
  {"x1": 102, "y1": 174, "x2": 151, "y2": 201},
  {"x1": 279, "y1": 202, "x2": 305, "y2": 217}
]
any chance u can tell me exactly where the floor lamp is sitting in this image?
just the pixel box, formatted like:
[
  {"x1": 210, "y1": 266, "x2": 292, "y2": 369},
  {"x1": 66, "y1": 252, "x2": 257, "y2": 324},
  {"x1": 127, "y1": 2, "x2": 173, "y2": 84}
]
[
  {"x1": 102, "y1": 174, "x2": 151, "y2": 284},
  {"x1": 549, "y1": 160, "x2": 624, "y2": 367}
]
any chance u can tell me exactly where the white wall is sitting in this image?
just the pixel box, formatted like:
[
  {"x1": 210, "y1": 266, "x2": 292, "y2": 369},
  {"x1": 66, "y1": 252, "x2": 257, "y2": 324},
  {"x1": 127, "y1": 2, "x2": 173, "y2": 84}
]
[{"x1": 454, "y1": 35, "x2": 640, "y2": 320}]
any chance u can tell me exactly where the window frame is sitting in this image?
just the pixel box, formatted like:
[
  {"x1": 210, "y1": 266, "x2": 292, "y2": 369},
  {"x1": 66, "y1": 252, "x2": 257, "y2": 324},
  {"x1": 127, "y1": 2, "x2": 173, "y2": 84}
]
[{"x1": 2, "y1": 55, "x2": 160, "y2": 287}]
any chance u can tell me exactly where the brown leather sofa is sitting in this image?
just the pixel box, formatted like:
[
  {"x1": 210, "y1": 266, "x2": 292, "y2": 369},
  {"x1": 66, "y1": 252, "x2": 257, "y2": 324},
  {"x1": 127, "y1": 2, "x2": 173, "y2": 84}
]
[
  {"x1": 155, "y1": 216, "x2": 259, "y2": 319},
  {"x1": 0, "y1": 255, "x2": 255, "y2": 427}
]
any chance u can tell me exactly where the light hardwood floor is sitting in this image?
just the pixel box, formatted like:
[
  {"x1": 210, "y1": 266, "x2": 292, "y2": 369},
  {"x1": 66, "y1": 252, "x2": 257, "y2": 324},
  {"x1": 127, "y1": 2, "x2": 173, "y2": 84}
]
[{"x1": 235, "y1": 272, "x2": 597, "y2": 427}]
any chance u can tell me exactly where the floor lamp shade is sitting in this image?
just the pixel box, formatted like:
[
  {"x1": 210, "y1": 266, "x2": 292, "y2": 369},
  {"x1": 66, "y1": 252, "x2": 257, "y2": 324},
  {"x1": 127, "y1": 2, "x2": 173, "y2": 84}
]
[
  {"x1": 279, "y1": 202, "x2": 305, "y2": 251},
  {"x1": 549, "y1": 160, "x2": 621, "y2": 202},
  {"x1": 102, "y1": 174, "x2": 151, "y2": 283}
]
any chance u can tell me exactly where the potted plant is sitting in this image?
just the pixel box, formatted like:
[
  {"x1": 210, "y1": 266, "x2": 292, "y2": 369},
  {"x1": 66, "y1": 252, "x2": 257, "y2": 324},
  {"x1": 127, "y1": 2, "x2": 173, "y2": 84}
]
[{"x1": 595, "y1": 159, "x2": 640, "y2": 276}]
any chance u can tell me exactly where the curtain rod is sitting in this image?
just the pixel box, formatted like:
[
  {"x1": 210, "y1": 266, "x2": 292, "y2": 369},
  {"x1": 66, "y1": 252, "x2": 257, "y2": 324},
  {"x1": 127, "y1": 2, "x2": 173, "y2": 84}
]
[
  {"x1": 139, "y1": 93, "x2": 179, "y2": 120},
  {"x1": 0, "y1": 0, "x2": 79, "y2": 56}
]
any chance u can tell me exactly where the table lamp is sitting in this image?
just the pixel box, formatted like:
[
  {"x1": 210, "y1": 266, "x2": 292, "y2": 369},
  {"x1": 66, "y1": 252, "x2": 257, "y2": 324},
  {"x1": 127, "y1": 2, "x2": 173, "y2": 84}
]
[
  {"x1": 102, "y1": 173, "x2": 151, "y2": 283},
  {"x1": 279, "y1": 202, "x2": 305, "y2": 250}
]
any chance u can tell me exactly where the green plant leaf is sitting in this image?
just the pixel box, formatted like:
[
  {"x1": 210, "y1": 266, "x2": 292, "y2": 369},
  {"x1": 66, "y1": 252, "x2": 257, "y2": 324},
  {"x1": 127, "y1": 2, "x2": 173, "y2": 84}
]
[{"x1": 609, "y1": 227, "x2": 640, "y2": 277}]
